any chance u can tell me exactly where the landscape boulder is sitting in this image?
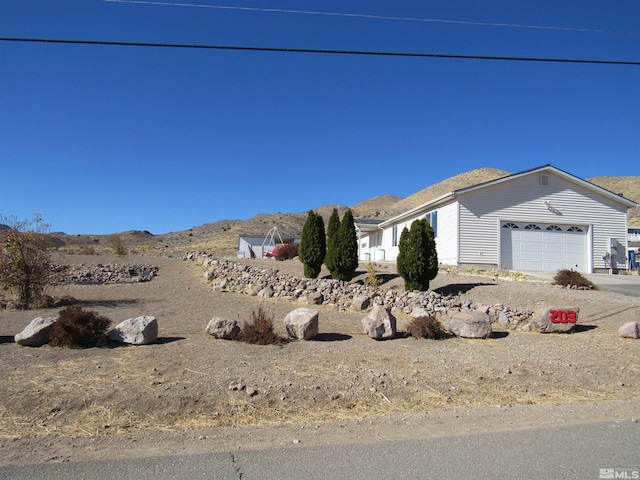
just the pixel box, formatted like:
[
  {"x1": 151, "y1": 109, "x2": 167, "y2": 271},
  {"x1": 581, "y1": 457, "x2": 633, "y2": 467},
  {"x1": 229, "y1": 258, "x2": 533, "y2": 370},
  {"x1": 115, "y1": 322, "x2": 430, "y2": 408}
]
[
  {"x1": 531, "y1": 307, "x2": 579, "y2": 333},
  {"x1": 361, "y1": 305, "x2": 396, "y2": 340},
  {"x1": 284, "y1": 308, "x2": 319, "y2": 340},
  {"x1": 14, "y1": 316, "x2": 57, "y2": 347},
  {"x1": 308, "y1": 291, "x2": 324, "y2": 305},
  {"x1": 445, "y1": 311, "x2": 492, "y2": 339},
  {"x1": 109, "y1": 316, "x2": 158, "y2": 345},
  {"x1": 205, "y1": 317, "x2": 240, "y2": 340},
  {"x1": 410, "y1": 307, "x2": 430, "y2": 318},
  {"x1": 258, "y1": 286, "x2": 274, "y2": 298},
  {"x1": 618, "y1": 321, "x2": 639, "y2": 339},
  {"x1": 352, "y1": 295, "x2": 370, "y2": 311}
]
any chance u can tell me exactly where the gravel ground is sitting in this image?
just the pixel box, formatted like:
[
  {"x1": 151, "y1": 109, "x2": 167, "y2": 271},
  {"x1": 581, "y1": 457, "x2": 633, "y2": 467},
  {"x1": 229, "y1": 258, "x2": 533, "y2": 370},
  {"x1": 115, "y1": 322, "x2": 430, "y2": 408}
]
[{"x1": 0, "y1": 253, "x2": 638, "y2": 465}]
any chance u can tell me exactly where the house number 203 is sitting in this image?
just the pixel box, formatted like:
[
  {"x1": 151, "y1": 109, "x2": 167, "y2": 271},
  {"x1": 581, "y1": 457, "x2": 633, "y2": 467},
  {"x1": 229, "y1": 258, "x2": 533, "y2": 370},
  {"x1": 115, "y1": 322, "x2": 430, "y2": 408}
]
[{"x1": 549, "y1": 310, "x2": 577, "y2": 323}]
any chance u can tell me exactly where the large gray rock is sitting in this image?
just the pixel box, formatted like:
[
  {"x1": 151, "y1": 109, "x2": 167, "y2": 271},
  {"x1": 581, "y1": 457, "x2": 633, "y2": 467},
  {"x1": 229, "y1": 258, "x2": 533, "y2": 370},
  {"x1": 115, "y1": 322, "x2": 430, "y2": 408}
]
[
  {"x1": 410, "y1": 307, "x2": 430, "y2": 318},
  {"x1": 205, "y1": 317, "x2": 240, "y2": 340},
  {"x1": 445, "y1": 311, "x2": 492, "y2": 339},
  {"x1": 618, "y1": 321, "x2": 639, "y2": 339},
  {"x1": 531, "y1": 307, "x2": 579, "y2": 333},
  {"x1": 109, "y1": 316, "x2": 158, "y2": 345},
  {"x1": 284, "y1": 308, "x2": 319, "y2": 340},
  {"x1": 352, "y1": 295, "x2": 371, "y2": 311},
  {"x1": 15, "y1": 316, "x2": 57, "y2": 347},
  {"x1": 362, "y1": 305, "x2": 396, "y2": 339},
  {"x1": 308, "y1": 291, "x2": 324, "y2": 305},
  {"x1": 258, "y1": 286, "x2": 274, "y2": 298}
]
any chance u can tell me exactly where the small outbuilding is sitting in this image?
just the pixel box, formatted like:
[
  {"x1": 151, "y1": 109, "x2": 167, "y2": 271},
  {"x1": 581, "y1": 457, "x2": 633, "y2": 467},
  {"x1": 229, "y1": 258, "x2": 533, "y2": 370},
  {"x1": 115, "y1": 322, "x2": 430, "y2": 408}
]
[{"x1": 237, "y1": 232, "x2": 300, "y2": 259}]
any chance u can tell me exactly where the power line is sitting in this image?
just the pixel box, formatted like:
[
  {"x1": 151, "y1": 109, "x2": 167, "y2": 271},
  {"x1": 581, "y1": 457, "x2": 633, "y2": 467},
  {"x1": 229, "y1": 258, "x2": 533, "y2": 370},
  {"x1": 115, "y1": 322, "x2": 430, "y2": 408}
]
[
  {"x1": 2, "y1": 37, "x2": 639, "y2": 66},
  {"x1": 102, "y1": 0, "x2": 640, "y2": 37}
]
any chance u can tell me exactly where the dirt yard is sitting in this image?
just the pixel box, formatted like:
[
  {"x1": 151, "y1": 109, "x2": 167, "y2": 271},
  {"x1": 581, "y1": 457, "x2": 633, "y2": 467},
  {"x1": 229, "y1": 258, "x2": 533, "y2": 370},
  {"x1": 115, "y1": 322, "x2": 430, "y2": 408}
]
[{"x1": 0, "y1": 253, "x2": 639, "y2": 465}]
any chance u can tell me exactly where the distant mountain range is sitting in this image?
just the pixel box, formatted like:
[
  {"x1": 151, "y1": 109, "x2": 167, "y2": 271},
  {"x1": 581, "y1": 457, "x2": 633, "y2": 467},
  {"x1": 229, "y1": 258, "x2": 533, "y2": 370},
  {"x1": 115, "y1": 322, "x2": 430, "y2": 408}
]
[{"x1": 24, "y1": 168, "x2": 640, "y2": 256}]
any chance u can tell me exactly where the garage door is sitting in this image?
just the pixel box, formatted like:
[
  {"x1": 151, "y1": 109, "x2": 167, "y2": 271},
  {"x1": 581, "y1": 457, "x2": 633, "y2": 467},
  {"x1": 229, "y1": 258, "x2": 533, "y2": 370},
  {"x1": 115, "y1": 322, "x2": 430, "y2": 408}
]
[{"x1": 500, "y1": 222, "x2": 587, "y2": 272}]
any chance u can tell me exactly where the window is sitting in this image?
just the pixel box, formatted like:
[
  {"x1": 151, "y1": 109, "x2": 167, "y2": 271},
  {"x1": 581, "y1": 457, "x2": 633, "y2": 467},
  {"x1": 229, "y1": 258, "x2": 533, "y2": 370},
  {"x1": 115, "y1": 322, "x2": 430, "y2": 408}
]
[
  {"x1": 546, "y1": 225, "x2": 562, "y2": 231},
  {"x1": 392, "y1": 225, "x2": 398, "y2": 246},
  {"x1": 524, "y1": 224, "x2": 541, "y2": 230},
  {"x1": 567, "y1": 226, "x2": 583, "y2": 232},
  {"x1": 425, "y1": 211, "x2": 438, "y2": 237},
  {"x1": 502, "y1": 222, "x2": 519, "y2": 229},
  {"x1": 540, "y1": 174, "x2": 549, "y2": 186}
]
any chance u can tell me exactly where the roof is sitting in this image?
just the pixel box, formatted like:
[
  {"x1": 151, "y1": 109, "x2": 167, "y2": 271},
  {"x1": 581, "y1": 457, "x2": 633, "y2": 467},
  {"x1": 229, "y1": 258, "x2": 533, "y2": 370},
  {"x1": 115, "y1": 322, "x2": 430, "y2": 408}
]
[
  {"x1": 380, "y1": 164, "x2": 638, "y2": 227},
  {"x1": 354, "y1": 218, "x2": 384, "y2": 232}
]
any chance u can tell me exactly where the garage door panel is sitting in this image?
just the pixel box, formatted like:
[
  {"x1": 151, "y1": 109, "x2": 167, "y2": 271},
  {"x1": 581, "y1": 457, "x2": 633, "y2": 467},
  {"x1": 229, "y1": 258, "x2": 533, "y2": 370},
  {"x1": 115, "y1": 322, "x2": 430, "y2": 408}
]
[
  {"x1": 501, "y1": 223, "x2": 587, "y2": 272},
  {"x1": 520, "y1": 241, "x2": 544, "y2": 251}
]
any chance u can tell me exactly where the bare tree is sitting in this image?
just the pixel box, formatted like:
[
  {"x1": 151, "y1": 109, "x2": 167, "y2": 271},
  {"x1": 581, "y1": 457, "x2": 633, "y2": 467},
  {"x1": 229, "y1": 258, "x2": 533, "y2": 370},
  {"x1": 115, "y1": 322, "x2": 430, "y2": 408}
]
[
  {"x1": 0, "y1": 214, "x2": 53, "y2": 308},
  {"x1": 108, "y1": 233, "x2": 127, "y2": 256}
]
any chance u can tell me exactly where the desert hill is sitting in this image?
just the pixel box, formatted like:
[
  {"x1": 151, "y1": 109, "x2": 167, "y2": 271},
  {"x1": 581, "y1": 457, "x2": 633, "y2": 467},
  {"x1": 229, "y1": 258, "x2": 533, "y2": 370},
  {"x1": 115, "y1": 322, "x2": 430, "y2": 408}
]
[
  {"x1": 36, "y1": 169, "x2": 640, "y2": 256},
  {"x1": 380, "y1": 168, "x2": 511, "y2": 219}
]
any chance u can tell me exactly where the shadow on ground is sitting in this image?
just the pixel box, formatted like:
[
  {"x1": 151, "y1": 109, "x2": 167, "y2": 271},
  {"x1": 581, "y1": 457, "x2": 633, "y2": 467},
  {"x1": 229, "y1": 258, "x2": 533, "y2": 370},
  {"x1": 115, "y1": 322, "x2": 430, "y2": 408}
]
[
  {"x1": 573, "y1": 325, "x2": 598, "y2": 333},
  {"x1": 313, "y1": 333, "x2": 352, "y2": 342},
  {"x1": 434, "y1": 283, "x2": 495, "y2": 295},
  {"x1": 80, "y1": 299, "x2": 140, "y2": 308},
  {"x1": 490, "y1": 331, "x2": 510, "y2": 339}
]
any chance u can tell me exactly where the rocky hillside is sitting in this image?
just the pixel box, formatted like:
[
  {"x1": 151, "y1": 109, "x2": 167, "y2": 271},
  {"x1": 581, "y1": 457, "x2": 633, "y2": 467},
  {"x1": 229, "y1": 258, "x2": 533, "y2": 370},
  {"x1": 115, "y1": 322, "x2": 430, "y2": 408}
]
[{"x1": 37, "y1": 170, "x2": 639, "y2": 257}]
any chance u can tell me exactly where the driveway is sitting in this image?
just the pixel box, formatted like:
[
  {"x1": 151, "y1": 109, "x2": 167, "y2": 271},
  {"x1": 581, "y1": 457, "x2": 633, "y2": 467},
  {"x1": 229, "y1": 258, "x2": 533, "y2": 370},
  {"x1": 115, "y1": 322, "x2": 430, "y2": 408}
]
[
  {"x1": 525, "y1": 271, "x2": 640, "y2": 297},
  {"x1": 584, "y1": 272, "x2": 640, "y2": 297}
]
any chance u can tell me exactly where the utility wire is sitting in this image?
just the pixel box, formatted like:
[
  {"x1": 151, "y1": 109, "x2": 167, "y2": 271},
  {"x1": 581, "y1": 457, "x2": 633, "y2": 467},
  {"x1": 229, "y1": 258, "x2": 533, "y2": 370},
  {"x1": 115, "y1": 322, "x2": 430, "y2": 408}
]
[
  {"x1": 102, "y1": 0, "x2": 640, "y2": 37},
  {"x1": 1, "y1": 37, "x2": 639, "y2": 66}
]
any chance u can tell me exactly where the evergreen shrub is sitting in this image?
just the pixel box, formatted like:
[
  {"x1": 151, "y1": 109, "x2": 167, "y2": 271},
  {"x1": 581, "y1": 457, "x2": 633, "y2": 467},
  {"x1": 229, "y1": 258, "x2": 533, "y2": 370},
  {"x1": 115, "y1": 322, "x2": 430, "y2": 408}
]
[{"x1": 396, "y1": 218, "x2": 438, "y2": 291}]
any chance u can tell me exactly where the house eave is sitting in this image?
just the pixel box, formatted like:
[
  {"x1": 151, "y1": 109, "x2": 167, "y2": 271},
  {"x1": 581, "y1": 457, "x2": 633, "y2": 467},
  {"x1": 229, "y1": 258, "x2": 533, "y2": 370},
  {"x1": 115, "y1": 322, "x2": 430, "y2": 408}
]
[
  {"x1": 379, "y1": 192, "x2": 456, "y2": 227},
  {"x1": 455, "y1": 164, "x2": 638, "y2": 209},
  {"x1": 378, "y1": 164, "x2": 637, "y2": 230}
]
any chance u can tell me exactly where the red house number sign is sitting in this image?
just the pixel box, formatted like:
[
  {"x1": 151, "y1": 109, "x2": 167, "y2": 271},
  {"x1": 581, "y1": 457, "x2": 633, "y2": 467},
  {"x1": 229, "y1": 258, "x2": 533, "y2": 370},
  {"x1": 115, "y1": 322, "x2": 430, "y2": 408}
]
[{"x1": 549, "y1": 309, "x2": 577, "y2": 324}]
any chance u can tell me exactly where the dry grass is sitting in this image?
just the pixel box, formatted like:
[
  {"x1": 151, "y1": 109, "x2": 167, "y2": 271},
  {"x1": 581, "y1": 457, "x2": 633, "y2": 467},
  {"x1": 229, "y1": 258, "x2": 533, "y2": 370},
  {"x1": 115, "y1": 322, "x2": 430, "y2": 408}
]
[{"x1": 1, "y1": 253, "x2": 639, "y2": 442}]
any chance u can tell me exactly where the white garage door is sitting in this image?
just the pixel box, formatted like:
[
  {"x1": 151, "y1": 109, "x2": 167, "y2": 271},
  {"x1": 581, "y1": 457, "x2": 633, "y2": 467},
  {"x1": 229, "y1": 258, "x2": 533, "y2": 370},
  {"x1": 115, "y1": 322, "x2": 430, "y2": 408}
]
[{"x1": 500, "y1": 222, "x2": 587, "y2": 272}]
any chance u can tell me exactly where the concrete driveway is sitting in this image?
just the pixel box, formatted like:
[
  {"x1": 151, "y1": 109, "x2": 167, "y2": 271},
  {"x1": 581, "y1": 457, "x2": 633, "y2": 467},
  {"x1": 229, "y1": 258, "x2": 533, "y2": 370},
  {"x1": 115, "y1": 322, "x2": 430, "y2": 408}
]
[
  {"x1": 525, "y1": 271, "x2": 640, "y2": 297},
  {"x1": 584, "y1": 272, "x2": 640, "y2": 297}
]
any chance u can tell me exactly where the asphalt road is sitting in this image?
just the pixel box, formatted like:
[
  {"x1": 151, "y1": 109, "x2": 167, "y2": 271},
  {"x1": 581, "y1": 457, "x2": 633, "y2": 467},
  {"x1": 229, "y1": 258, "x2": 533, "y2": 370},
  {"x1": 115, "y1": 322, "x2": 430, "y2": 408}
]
[{"x1": 1, "y1": 420, "x2": 638, "y2": 480}]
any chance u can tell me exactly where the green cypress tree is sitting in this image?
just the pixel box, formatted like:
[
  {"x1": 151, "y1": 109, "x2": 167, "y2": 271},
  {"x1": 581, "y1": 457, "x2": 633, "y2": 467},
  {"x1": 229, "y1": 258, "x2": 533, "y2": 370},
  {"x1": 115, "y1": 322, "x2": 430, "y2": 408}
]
[
  {"x1": 324, "y1": 208, "x2": 340, "y2": 277},
  {"x1": 332, "y1": 209, "x2": 359, "y2": 281},
  {"x1": 397, "y1": 218, "x2": 438, "y2": 291},
  {"x1": 298, "y1": 210, "x2": 326, "y2": 278}
]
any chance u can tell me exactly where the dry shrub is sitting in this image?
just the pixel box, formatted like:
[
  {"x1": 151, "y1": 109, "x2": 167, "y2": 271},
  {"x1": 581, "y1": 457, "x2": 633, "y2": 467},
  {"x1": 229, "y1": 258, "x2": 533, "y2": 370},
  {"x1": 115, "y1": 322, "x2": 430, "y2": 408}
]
[
  {"x1": 237, "y1": 307, "x2": 284, "y2": 345},
  {"x1": 364, "y1": 262, "x2": 382, "y2": 287},
  {"x1": 275, "y1": 243, "x2": 298, "y2": 261},
  {"x1": 77, "y1": 245, "x2": 97, "y2": 255},
  {"x1": 108, "y1": 234, "x2": 127, "y2": 256},
  {"x1": 49, "y1": 305, "x2": 111, "y2": 348},
  {"x1": 406, "y1": 315, "x2": 448, "y2": 339},
  {"x1": 552, "y1": 269, "x2": 595, "y2": 289}
]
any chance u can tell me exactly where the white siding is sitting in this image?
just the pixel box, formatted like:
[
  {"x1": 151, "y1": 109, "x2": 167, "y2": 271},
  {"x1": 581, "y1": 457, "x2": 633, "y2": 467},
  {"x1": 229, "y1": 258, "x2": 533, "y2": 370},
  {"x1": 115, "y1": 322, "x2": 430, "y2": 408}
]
[
  {"x1": 382, "y1": 210, "x2": 442, "y2": 262},
  {"x1": 457, "y1": 172, "x2": 629, "y2": 271},
  {"x1": 436, "y1": 202, "x2": 459, "y2": 265},
  {"x1": 382, "y1": 220, "x2": 410, "y2": 262}
]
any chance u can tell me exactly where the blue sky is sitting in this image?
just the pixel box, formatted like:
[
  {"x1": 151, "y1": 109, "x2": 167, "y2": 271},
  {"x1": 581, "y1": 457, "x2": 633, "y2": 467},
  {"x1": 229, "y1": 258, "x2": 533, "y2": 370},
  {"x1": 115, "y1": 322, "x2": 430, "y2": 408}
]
[{"x1": 1, "y1": 1, "x2": 639, "y2": 234}]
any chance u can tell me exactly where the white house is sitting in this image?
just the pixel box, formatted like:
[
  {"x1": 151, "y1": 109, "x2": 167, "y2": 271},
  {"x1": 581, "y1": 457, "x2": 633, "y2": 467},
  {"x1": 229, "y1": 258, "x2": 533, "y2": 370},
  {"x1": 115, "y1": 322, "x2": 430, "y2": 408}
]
[{"x1": 361, "y1": 165, "x2": 637, "y2": 273}]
